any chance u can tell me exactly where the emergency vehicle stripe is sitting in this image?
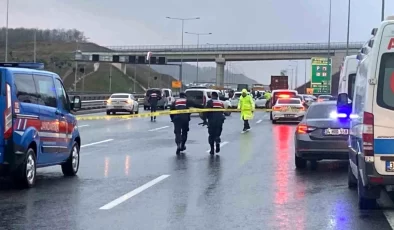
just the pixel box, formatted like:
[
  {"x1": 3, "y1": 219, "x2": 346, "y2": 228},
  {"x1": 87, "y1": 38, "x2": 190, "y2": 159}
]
[
  {"x1": 175, "y1": 99, "x2": 187, "y2": 105},
  {"x1": 212, "y1": 101, "x2": 224, "y2": 108}
]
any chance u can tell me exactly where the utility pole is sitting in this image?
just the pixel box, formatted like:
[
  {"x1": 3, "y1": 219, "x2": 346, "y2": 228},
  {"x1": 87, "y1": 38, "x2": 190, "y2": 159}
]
[
  {"x1": 346, "y1": 0, "x2": 351, "y2": 56},
  {"x1": 5, "y1": 0, "x2": 9, "y2": 62},
  {"x1": 33, "y1": 29, "x2": 37, "y2": 62},
  {"x1": 382, "y1": 0, "x2": 385, "y2": 21},
  {"x1": 109, "y1": 65, "x2": 112, "y2": 92},
  {"x1": 166, "y1": 16, "x2": 200, "y2": 90},
  {"x1": 133, "y1": 65, "x2": 137, "y2": 93},
  {"x1": 185, "y1": 32, "x2": 212, "y2": 83},
  {"x1": 73, "y1": 40, "x2": 79, "y2": 91},
  {"x1": 304, "y1": 60, "x2": 307, "y2": 93}
]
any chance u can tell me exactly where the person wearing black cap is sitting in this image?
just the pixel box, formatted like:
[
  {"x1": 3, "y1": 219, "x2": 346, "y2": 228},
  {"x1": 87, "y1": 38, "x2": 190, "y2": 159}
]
[
  {"x1": 148, "y1": 90, "x2": 162, "y2": 122},
  {"x1": 201, "y1": 91, "x2": 226, "y2": 155},
  {"x1": 170, "y1": 92, "x2": 203, "y2": 155}
]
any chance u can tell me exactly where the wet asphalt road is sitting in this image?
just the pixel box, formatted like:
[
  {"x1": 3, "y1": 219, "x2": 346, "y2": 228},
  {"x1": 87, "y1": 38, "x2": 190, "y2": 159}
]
[{"x1": 1, "y1": 110, "x2": 394, "y2": 230}]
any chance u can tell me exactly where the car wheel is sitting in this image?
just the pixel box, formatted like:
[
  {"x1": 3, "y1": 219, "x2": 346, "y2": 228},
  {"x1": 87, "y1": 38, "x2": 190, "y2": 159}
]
[
  {"x1": 357, "y1": 171, "x2": 377, "y2": 209},
  {"x1": 348, "y1": 163, "x2": 357, "y2": 189},
  {"x1": 14, "y1": 147, "x2": 37, "y2": 188},
  {"x1": 270, "y1": 112, "x2": 273, "y2": 120},
  {"x1": 61, "y1": 141, "x2": 80, "y2": 176},
  {"x1": 106, "y1": 111, "x2": 110, "y2": 115},
  {"x1": 310, "y1": 160, "x2": 318, "y2": 170},
  {"x1": 272, "y1": 120, "x2": 277, "y2": 124},
  {"x1": 224, "y1": 112, "x2": 231, "y2": 116},
  {"x1": 295, "y1": 154, "x2": 307, "y2": 169},
  {"x1": 135, "y1": 110, "x2": 139, "y2": 114}
]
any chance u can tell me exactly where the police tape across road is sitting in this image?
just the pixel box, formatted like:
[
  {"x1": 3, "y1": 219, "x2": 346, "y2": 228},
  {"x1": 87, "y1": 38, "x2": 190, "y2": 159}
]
[{"x1": 76, "y1": 108, "x2": 273, "y2": 120}]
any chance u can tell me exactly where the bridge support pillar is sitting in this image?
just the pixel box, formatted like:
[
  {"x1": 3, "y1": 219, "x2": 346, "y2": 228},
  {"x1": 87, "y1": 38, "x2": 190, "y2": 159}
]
[
  {"x1": 215, "y1": 58, "x2": 226, "y2": 87},
  {"x1": 120, "y1": 63, "x2": 127, "y2": 75}
]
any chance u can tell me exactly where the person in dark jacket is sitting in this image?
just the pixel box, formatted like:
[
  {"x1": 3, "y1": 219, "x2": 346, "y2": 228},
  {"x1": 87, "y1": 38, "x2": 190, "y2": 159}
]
[
  {"x1": 201, "y1": 91, "x2": 226, "y2": 155},
  {"x1": 170, "y1": 92, "x2": 203, "y2": 155},
  {"x1": 148, "y1": 91, "x2": 161, "y2": 122}
]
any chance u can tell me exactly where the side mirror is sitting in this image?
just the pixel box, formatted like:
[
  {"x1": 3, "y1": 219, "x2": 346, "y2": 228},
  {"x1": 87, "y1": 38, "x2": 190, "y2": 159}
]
[{"x1": 71, "y1": 96, "x2": 82, "y2": 111}]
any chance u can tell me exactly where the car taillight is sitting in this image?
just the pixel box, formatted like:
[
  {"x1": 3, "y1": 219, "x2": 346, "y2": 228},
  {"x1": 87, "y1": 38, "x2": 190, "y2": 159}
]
[
  {"x1": 299, "y1": 106, "x2": 306, "y2": 111},
  {"x1": 297, "y1": 124, "x2": 316, "y2": 134},
  {"x1": 107, "y1": 99, "x2": 111, "y2": 104},
  {"x1": 4, "y1": 83, "x2": 12, "y2": 139},
  {"x1": 203, "y1": 96, "x2": 207, "y2": 105},
  {"x1": 362, "y1": 111, "x2": 374, "y2": 156},
  {"x1": 273, "y1": 106, "x2": 281, "y2": 111},
  {"x1": 278, "y1": 94, "x2": 290, "y2": 98}
]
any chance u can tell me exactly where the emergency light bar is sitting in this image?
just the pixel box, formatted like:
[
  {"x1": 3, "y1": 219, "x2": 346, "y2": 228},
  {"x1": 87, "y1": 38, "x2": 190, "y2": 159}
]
[
  {"x1": 0, "y1": 62, "x2": 44, "y2": 70},
  {"x1": 329, "y1": 111, "x2": 358, "y2": 119}
]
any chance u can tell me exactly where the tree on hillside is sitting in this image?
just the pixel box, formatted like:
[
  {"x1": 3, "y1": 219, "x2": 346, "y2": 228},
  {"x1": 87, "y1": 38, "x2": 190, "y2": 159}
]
[
  {"x1": 0, "y1": 28, "x2": 87, "y2": 44},
  {"x1": 280, "y1": 69, "x2": 287, "y2": 76}
]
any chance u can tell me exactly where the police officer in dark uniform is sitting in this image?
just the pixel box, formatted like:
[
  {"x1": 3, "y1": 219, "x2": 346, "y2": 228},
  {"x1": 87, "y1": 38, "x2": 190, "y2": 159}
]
[
  {"x1": 170, "y1": 92, "x2": 203, "y2": 155},
  {"x1": 201, "y1": 92, "x2": 226, "y2": 155},
  {"x1": 148, "y1": 91, "x2": 161, "y2": 122}
]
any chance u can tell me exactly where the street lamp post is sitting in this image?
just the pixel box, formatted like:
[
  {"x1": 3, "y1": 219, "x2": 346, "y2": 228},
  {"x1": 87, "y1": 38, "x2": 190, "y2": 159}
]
[
  {"x1": 328, "y1": 0, "x2": 332, "y2": 60},
  {"x1": 5, "y1": 0, "x2": 9, "y2": 62},
  {"x1": 166, "y1": 16, "x2": 200, "y2": 89},
  {"x1": 346, "y1": 0, "x2": 351, "y2": 56},
  {"x1": 290, "y1": 61, "x2": 298, "y2": 89},
  {"x1": 185, "y1": 32, "x2": 212, "y2": 83},
  {"x1": 382, "y1": 0, "x2": 385, "y2": 21}
]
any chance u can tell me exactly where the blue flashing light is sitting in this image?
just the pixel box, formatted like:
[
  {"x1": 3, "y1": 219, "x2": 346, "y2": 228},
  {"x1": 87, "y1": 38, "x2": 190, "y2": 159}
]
[
  {"x1": 0, "y1": 62, "x2": 45, "y2": 70},
  {"x1": 330, "y1": 111, "x2": 347, "y2": 119}
]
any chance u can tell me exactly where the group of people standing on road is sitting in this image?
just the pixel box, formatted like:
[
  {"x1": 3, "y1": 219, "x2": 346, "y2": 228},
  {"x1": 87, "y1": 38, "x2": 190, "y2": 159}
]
[{"x1": 147, "y1": 88, "x2": 256, "y2": 155}]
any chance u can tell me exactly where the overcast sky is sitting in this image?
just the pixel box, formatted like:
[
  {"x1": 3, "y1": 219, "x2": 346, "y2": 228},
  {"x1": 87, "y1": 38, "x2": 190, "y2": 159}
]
[{"x1": 0, "y1": 0, "x2": 391, "y2": 86}]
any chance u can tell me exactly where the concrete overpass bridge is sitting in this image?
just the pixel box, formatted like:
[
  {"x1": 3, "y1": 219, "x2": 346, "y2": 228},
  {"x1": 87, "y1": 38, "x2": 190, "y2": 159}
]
[{"x1": 76, "y1": 42, "x2": 364, "y2": 87}]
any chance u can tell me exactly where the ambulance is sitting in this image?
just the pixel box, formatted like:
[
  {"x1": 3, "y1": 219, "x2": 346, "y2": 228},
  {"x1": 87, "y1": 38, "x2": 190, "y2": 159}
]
[{"x1": 337, "y1": 16, "x2": 394, "y2": 209}]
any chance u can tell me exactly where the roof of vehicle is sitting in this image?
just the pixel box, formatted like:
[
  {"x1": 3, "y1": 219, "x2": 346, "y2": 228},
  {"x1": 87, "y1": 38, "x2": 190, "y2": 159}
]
[
  {"x1": 271, "y1": 89, "x2": 297, "y2": 93},
  {"x1": 185, "y1": 88, "x2": 220, "y2": 92},
  {"x1": 310, "y1": 100, "x2": 336, "y2": 105},
  {"x1": 111, "y1": 93, "x2": 131, "y2": 96},
  {"x1": 1, "y1": 67, "x2": 60, "y2": 77}
]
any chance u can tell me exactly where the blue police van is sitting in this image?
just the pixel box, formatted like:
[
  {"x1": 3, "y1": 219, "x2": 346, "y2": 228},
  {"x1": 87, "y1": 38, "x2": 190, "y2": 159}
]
[{"x1": 0, "y1": 63, "x2": 82, "y2": 188}]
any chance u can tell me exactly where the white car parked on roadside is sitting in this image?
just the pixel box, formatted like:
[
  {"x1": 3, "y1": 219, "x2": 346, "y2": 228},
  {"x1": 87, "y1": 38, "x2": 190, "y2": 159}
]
[
  {"x1": 106, "y1": 93, "x2": 139, "y2": 115},
  {"x1": 254, "y1": 96, "x2": 267, "y2": 108},
  {"x1": 271, "y1": 98, "x2": 305, "y2": 124}
]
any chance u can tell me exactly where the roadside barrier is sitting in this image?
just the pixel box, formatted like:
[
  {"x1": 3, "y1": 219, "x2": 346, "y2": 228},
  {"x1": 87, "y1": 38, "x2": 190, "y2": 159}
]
[{"x1": 76, "y1": 108, "x2": 273, "y2": 120}]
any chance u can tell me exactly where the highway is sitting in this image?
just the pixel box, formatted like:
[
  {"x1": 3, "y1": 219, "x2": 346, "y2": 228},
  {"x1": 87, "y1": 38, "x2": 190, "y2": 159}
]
[{"x1": 1, "y1": 109, "x2": 394, "y2": 229}]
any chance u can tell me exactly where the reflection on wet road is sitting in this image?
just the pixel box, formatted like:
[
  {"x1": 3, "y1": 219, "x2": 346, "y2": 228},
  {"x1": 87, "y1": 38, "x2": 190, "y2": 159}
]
[{"x1": 0, "y1": 112, "x2": 394, "y2": 229}]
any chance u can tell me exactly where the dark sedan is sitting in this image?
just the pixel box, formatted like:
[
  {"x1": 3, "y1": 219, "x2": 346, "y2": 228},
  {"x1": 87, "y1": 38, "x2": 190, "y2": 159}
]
[{"x1": 294, "y1": 101, "x2": 350, "y2": 169}]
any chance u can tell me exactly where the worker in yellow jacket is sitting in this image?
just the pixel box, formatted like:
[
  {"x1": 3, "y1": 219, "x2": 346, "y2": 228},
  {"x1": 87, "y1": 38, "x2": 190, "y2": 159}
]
[{"x1": 237, "y1": 89, "x2": 255, "y2": 132}]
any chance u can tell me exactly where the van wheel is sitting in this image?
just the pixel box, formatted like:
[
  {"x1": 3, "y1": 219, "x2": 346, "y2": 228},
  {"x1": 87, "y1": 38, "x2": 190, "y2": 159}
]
[
  {"x1": 357, "y1": 171, "x2": 377, "y2": 209},
  {"x1": 295, "y1": 154, "x2": 307, "y2": 169},
  {"x1": 106, "y1": 111, "x2": 110, "y2": 115},
  {"x1": 61, "y1": 141, "x2": 80, "y2": 176},
  {"x1": 348, "y1": 163, "x2": 357, "y2": 189},
  {"x1": 14, "y1": 148, "x2": 37, "y2": 188}
]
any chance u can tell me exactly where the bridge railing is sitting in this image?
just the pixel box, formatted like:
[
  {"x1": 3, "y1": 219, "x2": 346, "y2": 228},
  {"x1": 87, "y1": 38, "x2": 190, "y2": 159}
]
[{"x1": 104, "y1": 42, "x2": 365, "y2": 52}]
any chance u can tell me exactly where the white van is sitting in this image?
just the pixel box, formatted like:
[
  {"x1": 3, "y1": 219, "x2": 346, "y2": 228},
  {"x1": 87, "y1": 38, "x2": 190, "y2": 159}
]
[
  {"x1": 184, "y1": 88, "x2": 231, "y2": 116},
  {"x1": 338, "y1": 17, "x2": 394, "y2": 209},
  {"x1": 338, "y1": 55, "x2": 358, "y2": 100},
  {"x1": 162, "y1": 88, "x2": 174, "y2": 109}
]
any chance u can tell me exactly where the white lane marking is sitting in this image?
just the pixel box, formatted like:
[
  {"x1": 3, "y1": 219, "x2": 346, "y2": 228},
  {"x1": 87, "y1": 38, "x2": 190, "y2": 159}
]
[
  {"x1": 78, "y1": 125, "x2": 90, "y2": 128},
  {"x1": 206, "y1": 141, "x2": 229, "y2": 153},
  {"x1": 148, "y1": 126, "x2": 169, "y2": 132},
  {"x1": 81, "y1": 139, "x2": 114, "y2": 148},
  {"x1": 99, "y1": 174, "x2": 170, "y2": 210},
  {"x1": 256, "y1": 119, "x2": 262, "y2": 124}
]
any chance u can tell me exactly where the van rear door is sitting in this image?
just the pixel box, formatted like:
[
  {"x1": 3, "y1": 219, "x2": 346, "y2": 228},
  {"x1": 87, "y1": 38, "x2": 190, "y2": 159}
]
[
  {"x1": 372, "y1": 22, "x2": 394, "y2": 175},
  {"x1": 0, "y1": 69, "x2": 5, "y2": 163}
]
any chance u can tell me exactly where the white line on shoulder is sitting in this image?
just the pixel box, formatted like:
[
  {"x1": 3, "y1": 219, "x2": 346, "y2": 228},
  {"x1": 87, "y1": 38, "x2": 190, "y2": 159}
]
[
  {"x1": 99, "y1": 175, "x2": 170, "y2": 210},
  {"x1": 81, "y1": 139, "x2": 114, "y2": 148},
  {"x1": 148, "y1": 126, "x2": 169, "y2": 132}
]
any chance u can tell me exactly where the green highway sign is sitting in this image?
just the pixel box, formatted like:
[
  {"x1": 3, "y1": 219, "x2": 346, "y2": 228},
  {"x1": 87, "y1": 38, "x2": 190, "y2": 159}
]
[{"x1": 310, "y1": 57, "x2": 332, "y2": 94}]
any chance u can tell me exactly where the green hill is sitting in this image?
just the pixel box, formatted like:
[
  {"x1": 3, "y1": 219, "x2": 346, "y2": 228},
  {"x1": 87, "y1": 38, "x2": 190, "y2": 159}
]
[{"x1": 0, "y1": 28, "x2": 176, "y2": 93}]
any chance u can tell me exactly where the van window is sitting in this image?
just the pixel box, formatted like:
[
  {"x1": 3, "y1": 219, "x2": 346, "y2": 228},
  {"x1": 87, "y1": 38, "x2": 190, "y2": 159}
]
[
  {"x1": 54, "y1": 79, "x2": 69, "y2": 111},
  {"x1": 377, "y1": 53, "x2": 394, "y2": 110},
  {"x1": 348, "y1": 73, "x2": 356, "y2": 100},
  {"x1": 14, "y1": 73, "x2": 38, "y2": 104},
  {"x1": 185, "y1": 90, "x2": 203, "y2": 99},
  {"x1": 33, "y1": 75, "x2": 57, "y2": 108},
  {"x1": 164, "y1": 90, "x2": 170, "y2": 97},
  {"x1": 207, "y1": 92, "x2": 212, "y2": 98}
]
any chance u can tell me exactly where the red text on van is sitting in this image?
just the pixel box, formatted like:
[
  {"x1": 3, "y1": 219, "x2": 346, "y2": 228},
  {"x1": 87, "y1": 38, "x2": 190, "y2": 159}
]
[{"x1": 388, "y1": 38, "x2": 394, "y2": 50}]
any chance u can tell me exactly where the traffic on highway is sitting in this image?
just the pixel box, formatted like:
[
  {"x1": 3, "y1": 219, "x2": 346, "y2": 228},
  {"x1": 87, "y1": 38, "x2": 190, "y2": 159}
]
[{"x1": 2, "y1": 5, "x2": 394, "y2": 230}]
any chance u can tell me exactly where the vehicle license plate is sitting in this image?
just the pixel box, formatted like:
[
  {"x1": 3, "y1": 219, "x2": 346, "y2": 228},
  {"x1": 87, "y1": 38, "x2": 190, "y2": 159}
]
[
  {"x1": 324, "y1": 128, "x2": 349, "y2": 135},
  {"x1": 386, "y1": 161, "x2": 394, "y2": 172},
  {"x1": 284, "y1": 114, "x2": 295, "y2": 117},
  {"x1": 114, "y1": 106, "x2": 122, "y2": 109}
]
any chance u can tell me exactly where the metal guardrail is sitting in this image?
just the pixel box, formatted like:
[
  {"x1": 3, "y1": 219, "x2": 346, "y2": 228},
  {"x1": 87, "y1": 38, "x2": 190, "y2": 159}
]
[{"x1": 104, "y1": 42, "x2": 365, "y2": 53}]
